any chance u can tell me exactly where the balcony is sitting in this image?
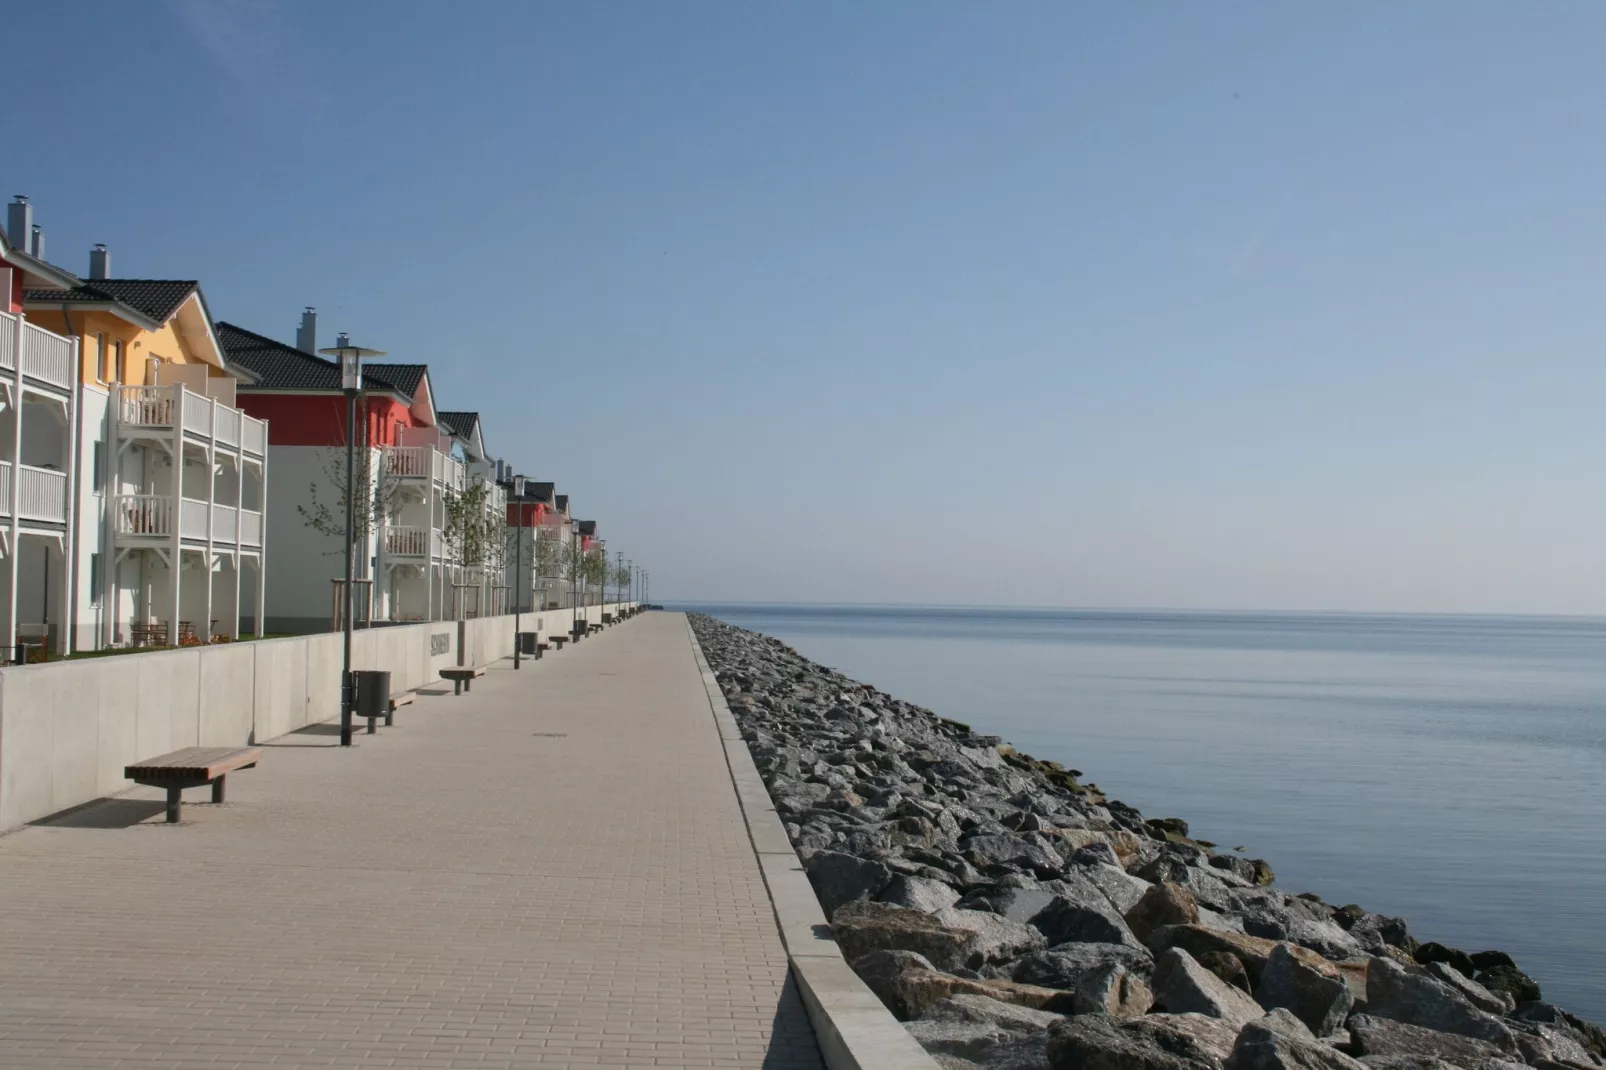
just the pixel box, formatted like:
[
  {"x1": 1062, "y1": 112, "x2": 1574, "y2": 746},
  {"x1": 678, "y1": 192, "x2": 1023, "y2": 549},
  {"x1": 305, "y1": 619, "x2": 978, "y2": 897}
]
[
  {"x1": 0, "y1": 461, "x2": 69, "y2": 524},
  {"x1": 382, "y1": 446, "x2": 466, "y2": 491},
  {"x1": 384, "y1": 524, "x2": 440, "y2": 558},
  {"x1": 0, "y1": 311, "x2": 76, "y2": 393},
  {"x1": 117, "y1": 385, "x2": 267, "y2": 456},
  {"x1": 113, "y1": 494, "x2": 263, "y2": 548}
]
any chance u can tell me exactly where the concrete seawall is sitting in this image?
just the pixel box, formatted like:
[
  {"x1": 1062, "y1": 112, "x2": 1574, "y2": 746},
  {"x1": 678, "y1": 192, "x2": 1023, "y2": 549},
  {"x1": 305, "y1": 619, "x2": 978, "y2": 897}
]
[{"x1": 0, "y1": 604, "x2": 634, "y2": 832}]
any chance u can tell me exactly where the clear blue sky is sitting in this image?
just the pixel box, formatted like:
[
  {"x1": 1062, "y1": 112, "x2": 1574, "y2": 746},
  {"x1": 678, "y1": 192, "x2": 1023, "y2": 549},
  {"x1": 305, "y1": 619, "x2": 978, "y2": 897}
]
[{"x1": 11, "y1": 2, "x2": 1606, "y2": 613}]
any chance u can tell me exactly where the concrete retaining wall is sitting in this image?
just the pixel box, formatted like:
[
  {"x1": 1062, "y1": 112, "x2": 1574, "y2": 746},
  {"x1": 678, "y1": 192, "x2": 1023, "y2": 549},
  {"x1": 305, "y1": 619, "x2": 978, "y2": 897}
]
[{"x1": 0, "y1": 604, "x2": 637, "y2": 832}]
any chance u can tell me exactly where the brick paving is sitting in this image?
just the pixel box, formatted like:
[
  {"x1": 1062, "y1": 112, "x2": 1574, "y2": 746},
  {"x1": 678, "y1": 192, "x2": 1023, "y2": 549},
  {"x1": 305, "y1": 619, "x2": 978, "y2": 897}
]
[{"x1": 0, "y1": 613, "x2": 822, "y2": 1069}]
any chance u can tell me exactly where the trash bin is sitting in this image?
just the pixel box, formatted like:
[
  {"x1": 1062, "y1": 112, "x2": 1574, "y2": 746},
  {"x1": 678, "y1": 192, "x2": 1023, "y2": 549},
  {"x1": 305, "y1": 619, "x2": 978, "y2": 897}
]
[
  {"x1": 353, "y1": 669, "x2": 392, "y2": 731},
  {"x1": 518, "y1": 631, "x2": 539, "y2": 657}
]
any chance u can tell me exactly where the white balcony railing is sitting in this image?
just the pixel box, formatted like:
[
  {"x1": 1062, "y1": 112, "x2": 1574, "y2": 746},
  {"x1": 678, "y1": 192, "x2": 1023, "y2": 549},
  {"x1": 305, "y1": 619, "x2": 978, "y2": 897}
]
[
  {"x1": 385, "y1": 525, "x2": 431, "y2": 556},
  {"x1": 0, "y1": 461, "x2": 68, "y2": 524},
  {"x1": 114, "y1": 495, "x2": 173, "y2": 537},
  {"x1": 179, "y1": 497, "x2": 208, "y2": 540},
  {"x1": 113, "y1": 494, "x2": 261, "y2": 546},
  {"x1": 117, "y1": 385, "x2": 266, "y2": 456},
  {"x1": 21, "y1": 321, "x2": 74, "y2": 390},
  {"x1": 0, "y1": 311, "x2": 16, "y2": 373},
  {"x1": 384, "y1": 446, "x2": 466, "y2": 491}
]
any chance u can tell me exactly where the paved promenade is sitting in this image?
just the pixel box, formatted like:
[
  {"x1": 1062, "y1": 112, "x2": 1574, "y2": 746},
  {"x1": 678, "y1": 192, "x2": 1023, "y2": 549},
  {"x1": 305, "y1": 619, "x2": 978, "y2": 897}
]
[{"x1": 0, "y1": 613, "x2": 822, "y2": 1069}]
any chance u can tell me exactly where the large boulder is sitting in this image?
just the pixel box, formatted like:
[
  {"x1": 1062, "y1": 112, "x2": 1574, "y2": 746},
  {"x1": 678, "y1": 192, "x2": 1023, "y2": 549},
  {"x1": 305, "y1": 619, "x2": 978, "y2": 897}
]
[
  {"x1": 1364, "y1": 956, "x2": 1515, "y2": 1050},
  {"x1": 1348, "y1": 1013, "x2": 1510, "y2": 1067},
  {"x1": 1073, "y1": 962, "x2": 1153, "y2": 1018},
  {"x1": 935, "y1": 906, "x2": 1051, "y2": 968},
  {"x1": 921, "y1": 992, "x2": 1062, "y2": 1031},
  {"x1": 1030, "y1": 879, "x2": 1145, "y2": 951},
  {"x1": 1047, "y1": 1012, "x2": 1241, "y2": 1070},
  {"x1": 805, "y1": 850, "x2": 892, "y2": 917},
  {"x1": 1013, "y1": 942, "x2": 1156, "y2": 989},
  {"x1": 1411, "y1": 942, "x2": 1476, "y2": 978},
  {"x1": 907, "y1": 1017, "x2": 1054, "y2": 1070},
  {"x1": 880, "y1": 874, "x2": 963, "y2": 914},
  {"x1": 833, "y1": 900, "x2": 978, "y2": 972},
  {"x1": 1070, "y1": 862, "x2": 1155, "y2": 913},
  {"x1": 1421, "y1": 961, "x2": 1512, "y2": 1014},
  {"x1": 892, "y1": 967, "x2": 1080, "y2": 1020},
  {"x1": 849, "y1": 949, "x2": 937, "y2": 1020},
  {"x1": 1254, "y1": 943, "x2": 1354, "y2": 1036},
  {"x1": 1038, "y1": 828, "x2": 1146, "y2": 868},
  {"x1": 975, "y1": 886, "x2": 1062, "y2": 925},
  {"x1": 1127, "y1": 882, "x2": 1202, "y2": 943},
  {"x1": 1152, "y1": 947, "x2": 1266, "y2": 1026},
  {"x1": 964, "y1": 832, "x2": 1067, "y2": 878},
  {"x1": 1226, "y1": 1015, "x2": 1368, "y2": 1070},
  {"x1": 1475, "y1": 964, "x2": 1542, "y2": 1005},
  {"x1": 1150, "y1": 925, "x2": 1331, "y2": 987}
]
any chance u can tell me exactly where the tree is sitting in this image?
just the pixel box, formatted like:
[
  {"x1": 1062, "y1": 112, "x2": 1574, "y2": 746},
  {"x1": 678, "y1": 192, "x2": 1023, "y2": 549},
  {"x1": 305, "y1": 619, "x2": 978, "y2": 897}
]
[
  {"x1": 297, "y1": 445, "x2": 402, "y2": 575},
  {"x1": 611, "y1": 561, "x2": 632, "y2": 599},
  {"x1": 442, "y1": 480, "x2": 515, "y2": 617},
  {"x1": 532, "y1": 528, "x2": 562, "y2": 608}
]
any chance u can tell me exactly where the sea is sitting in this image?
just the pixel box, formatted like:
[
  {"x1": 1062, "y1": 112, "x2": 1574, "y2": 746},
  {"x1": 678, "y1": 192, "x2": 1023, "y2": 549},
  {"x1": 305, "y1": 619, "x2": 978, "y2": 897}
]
[{"x1": 676, "y1": 603, "x2": 1606, "y2": 1021}]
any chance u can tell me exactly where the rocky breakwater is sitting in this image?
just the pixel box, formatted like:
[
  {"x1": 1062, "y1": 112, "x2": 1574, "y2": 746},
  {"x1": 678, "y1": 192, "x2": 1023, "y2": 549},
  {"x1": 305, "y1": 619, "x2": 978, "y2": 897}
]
[{"x1": 689, "y1": 613, "x2": 1606, "y2": 1070}]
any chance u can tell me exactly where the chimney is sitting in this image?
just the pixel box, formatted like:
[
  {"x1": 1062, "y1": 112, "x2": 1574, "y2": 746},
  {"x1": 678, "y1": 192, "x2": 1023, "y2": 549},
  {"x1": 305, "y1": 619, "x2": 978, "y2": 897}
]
[
  {"x1": 295, "y1": 306, "x2": 317, "y2": 352},
  {"x1": 30, "y1": 224, "x2": 43, "y2": 259},
  {"x1": 7, "y1": 196, "x2": 31, "y2": 252},
  {"x1": 89, "y1": 243, "x2": 110, "y2": 280}
]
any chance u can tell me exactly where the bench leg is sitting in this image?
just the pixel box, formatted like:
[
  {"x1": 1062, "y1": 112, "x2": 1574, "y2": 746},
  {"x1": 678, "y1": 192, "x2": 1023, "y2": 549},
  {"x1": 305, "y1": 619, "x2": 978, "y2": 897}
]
[
  {"x1": 211, "y1": 776, "x2": 226, "y2": 805},
  {"x1": 386, "y1": 707, "x2": 394, "y2": 727},
  {"x1": 454, "y1": 680, "x2": 462, "y2": 696},
  {"x1": 465, "y1": 678, "x2": 472, "y2": 692},
  {"x1": 366, "y1": 715, "x2": 377, "y2": 735},
  {"x1": 166, "y1": 786, "x2": 182, "y2": 824}
]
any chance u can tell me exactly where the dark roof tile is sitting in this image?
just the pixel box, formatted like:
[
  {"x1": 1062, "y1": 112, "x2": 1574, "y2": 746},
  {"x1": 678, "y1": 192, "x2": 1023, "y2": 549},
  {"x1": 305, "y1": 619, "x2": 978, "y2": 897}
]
[{"x1": 218, "y1": 322, "x2": 417, "y2": 396}]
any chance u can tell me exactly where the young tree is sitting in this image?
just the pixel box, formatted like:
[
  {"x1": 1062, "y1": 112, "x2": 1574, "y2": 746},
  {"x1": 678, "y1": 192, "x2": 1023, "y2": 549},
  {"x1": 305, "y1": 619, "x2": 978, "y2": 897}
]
[{"x1": 298, "y1": 446, "x2": 402, "y2": 576}]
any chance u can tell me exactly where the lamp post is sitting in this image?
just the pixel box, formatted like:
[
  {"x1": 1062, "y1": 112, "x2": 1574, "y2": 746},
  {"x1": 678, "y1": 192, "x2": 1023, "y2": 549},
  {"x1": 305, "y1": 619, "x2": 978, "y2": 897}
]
[
  {"x1": 319, "y1": 334, "x2": 386, "y2": 748},
  {"x1": 512, "y1": 474, "x2": 526, "y2": 668},
  {"x1": 570, "y1": 519, "x2": 579, "y2": 641}
]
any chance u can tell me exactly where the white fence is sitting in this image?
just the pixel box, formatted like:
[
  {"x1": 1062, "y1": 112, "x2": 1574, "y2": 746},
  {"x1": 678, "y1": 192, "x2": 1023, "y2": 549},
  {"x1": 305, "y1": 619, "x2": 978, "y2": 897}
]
[
  {"x1": 0, "y1": 604, "x2": 638, "y2": 831},
  {"x1": 117, "y1": 385, "x2": 267, "y2": 456}
]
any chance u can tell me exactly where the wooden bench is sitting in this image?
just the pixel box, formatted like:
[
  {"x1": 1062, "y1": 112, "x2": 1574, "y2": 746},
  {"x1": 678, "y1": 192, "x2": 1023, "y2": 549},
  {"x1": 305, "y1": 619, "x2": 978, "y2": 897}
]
[
  {"x1": 441, "y1": 666, "x2": 486, "y2": 695},
  {"x1": 550, "y1": 636, "x2": 567, "y2": 650},
  {"x1": 125, "y1": 747, "x2": 262, "y2": 824},
  {"x1": 588, "y1": 622, "x2": 603, "y2": 635}
]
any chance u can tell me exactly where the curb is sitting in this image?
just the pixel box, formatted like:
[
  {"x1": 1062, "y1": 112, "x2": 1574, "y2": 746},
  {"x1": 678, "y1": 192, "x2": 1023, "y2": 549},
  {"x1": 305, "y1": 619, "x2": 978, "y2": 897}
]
[{"x1": 685, "y1": 617, "x2": 940, "y2": 1070}]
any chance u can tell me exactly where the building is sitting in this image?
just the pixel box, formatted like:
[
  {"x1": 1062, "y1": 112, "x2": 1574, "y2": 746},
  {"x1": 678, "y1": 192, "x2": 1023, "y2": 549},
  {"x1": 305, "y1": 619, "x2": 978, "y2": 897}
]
[
  {"x1": 8, "y1": 197, "x2": 268, "y2": 651},
  {"x1": 225, "y1": 316, "x2": 508, "y2": 633}
]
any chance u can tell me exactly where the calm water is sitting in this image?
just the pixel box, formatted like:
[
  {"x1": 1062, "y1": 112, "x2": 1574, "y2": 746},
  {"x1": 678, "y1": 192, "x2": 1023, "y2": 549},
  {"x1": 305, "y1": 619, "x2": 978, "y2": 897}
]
[{"x1": 678, "y1": 604, "x2": 1606, "y2": 1020}]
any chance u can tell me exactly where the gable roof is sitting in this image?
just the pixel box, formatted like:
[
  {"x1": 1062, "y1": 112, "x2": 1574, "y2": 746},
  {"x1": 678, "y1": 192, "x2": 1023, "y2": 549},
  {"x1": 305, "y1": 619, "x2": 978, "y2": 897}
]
[
  {"x1": 554, "y1": 494, "x2": 569, "y2": 513},
  {"x1": 25, "y1": 279, "x2": 199, "y2": 325},
  {"x1": 576, "y1": 520, "x2": 597, "y2": 537},
  {"x1": 0, "y1": 228, "x2": 81, "y2": 290},
  {"x1": 364, "y1": 363, "x2": 427, "y2": 396},
  {"x1": 436, "y1": 411, "x2": 478, "y2": 438},
  {"x1": 218, "y1": 322, "x2": 418, "y2": 396}
]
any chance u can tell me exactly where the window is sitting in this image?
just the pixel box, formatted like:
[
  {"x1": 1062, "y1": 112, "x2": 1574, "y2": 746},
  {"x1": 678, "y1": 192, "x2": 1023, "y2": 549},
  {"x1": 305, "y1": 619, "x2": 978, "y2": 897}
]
[
  {"x1": 96, "y1": 333, "x2": 108, "y2": 381},
  {"x1": 89, "y1": 554, "x2": 102, "y2": 606},
  {"x1": 113, "y1": 340, "x2": 126, "y2": 384},
  {"x1": 92, "y1": 442, "x2": 105, "y2": 492}
]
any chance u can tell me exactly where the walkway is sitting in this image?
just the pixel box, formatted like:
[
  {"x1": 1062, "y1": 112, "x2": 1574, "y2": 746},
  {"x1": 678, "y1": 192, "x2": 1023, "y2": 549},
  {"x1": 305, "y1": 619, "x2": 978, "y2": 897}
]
[{"x1": 0, "y1": 613, "x2": 822, "y2": 1069}]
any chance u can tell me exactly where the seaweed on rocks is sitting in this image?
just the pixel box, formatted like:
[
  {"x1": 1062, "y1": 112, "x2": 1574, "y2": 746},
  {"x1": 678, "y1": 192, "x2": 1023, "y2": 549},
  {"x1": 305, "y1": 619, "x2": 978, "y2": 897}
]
[{"x1": 688, "y1": 613, "x2": 1604, "y2": 1070}]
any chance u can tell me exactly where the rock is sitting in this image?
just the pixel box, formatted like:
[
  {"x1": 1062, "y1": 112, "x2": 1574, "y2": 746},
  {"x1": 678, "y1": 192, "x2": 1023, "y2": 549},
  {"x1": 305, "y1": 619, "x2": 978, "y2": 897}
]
[
  {"x1": 1412, "y1": 942, "x2": 1476, "y2": 978},
  {"x1": 1013, "y1": 943, "x2": 1156, "y2": 990},
  {"x1": 934, "y1": 906, "x2": 1050, "y2": 968},
  {"x1": 1152, "y1": 947, "x2": 1267, "y2": 1026},
  {"x1": 1365, "y1": 956, "x2": 1514, "y2": 1050},
  {"x1": 1038, "y1": 828, "x2": 1146, "y2": 867},
  {"x1": 833, "y1": 900, "x2": 978, "y2": 972},
  {"x1": 1047, "y1": 1012, "x2": 1242, "y2": 1070},
  {"x1": 1149, "y1": 925, "x2": 1331, "y2": 987},
  {"x1": 964, "y1": 833, "x2": 1066, "y2": 878},
  {"x1": 1509, "y1": 1003, "x2": 1606, "y2": 1065},
  {"x1": 1468, "y1": 950, "x2": 1515, "y2": 972},
  {"x1": 1072, "y1": 862, "x2": 1155, "y2": 913},
  {"x1": 1347, "y1": 914, "x2": 1416, "y2": 956},
  {"x1": 1475, "y1": 964, "x2": 1541, "y2": 1005},
  {"x1": 1073, "y1": 842, "x2": 1122, "y2": 867},
  {"x1": 1352, "y1": 1058, "x2": 1462, "y2": 1070},
  {"x1": 882, "y1": 874, "x2": 963, "y2": 914},
  {"x1": 850, "y1": 949, "x2": 936, "y2": 1019},
  {"x1": 1255, "y1": 943, "x2": 1354, "y2": 1036},
  {"x1": 805, "y1": 850, "x2": 892, "y2": 918},
  {"x1": 1073, "y1": 962, "x2": 1153, "y2": 1018},
  {"x1": 1200, "y1": 950, "x2": 1255, "y2": 994},
  {"x1": 975, "y1": 887, "x2": 1061, "y2": 925},
  {"x1": 1127, "y1": 883, "x2": 1202, "y2": 943},
  {"x1": 1422, "y1": 961, "x2": 1512, "y2": 1014},
  {"x1": 1030, "y1": 880, "x2": 1145, "y2": 951},
  {"x1": 1348, "y1": 1013, "x2": 1510, "y2": 1066},
  {"x1": 1226, "y1": 1015, "x2": 1368, "y2": 1070},
  {"x1": 922, "y1": 992, "x2": 1063, "y2": 1031},
  {"x1": 894, "y1": 967, "x2": 1079, "y2": 1019},
  {"x1": 1148, "y1": 817, "x2": 1191, "y2": 839},
  {"x1": 1255, "y1": 1009, "x2": 1316, "y2": 1043},
  {"x1": 906, "y1": 1014, "x2": 1055, "y2": 1070}
]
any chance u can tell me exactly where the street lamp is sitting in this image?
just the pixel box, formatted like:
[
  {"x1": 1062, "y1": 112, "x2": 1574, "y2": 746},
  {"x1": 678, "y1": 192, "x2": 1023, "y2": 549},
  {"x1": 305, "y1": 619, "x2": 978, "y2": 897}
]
[
  {"x1": 512, "y1": 474, "x2": 526, "y2": 668},
  {"x1": 570, "y1": 518, "x2": 580, "y2": 642},
  {"x1": 319, "y1": 333, "x2": 386, "y2": 747}
]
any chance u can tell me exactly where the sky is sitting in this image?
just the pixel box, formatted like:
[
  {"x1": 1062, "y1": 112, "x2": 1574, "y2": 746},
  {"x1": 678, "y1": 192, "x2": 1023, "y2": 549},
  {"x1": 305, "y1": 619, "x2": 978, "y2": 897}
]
[{"x1": 9, "y1": 2, "x2": 1606, "y2": 613}]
